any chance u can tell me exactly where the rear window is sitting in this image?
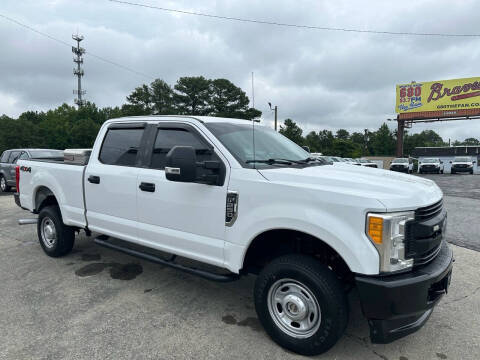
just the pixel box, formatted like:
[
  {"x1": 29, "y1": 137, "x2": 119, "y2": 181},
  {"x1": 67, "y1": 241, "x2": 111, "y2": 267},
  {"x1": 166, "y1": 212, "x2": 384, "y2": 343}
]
[
  {"x1": 0, "y1": 151, "x2": 9, "y2": 163},
  {"x1": 8, "y1": 151, "x2": 21, "y2": 164},
  {"x1": 99, "y1": 128, "x2": 144, "y2": 166}
]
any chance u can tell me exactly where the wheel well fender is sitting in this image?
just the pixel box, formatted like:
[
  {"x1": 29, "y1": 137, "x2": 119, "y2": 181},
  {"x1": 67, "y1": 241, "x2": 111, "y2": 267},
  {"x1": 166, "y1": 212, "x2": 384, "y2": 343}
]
[
  {"x1": 241, "y1": 229, "x2": 353, "y2": 279},
  {"x1": 34, "y1": 186, "x2": 59, "y2": 213}
]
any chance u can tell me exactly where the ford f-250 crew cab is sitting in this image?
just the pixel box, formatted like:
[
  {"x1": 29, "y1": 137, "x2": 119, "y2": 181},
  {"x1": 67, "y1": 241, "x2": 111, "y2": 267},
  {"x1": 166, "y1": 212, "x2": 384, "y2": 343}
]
[{"x1": 14, "y1": 116, "x2": 453, "y2": 356}]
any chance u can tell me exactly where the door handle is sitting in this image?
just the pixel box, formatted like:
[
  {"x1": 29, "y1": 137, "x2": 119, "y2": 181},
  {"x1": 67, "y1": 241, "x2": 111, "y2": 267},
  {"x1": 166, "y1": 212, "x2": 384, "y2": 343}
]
[
  {"x1": 139, "y1": 182, "x2": 155, "y2": 192},
  {"x1": 88, "y1": 175, "x2": 100, "y2": 184}
]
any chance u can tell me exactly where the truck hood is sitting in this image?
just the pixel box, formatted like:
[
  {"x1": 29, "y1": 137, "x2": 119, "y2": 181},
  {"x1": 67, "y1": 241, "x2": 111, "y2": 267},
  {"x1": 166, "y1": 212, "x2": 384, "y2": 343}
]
[{"x1": 259, "y1": 164, "x2": 443, "y2": 211}]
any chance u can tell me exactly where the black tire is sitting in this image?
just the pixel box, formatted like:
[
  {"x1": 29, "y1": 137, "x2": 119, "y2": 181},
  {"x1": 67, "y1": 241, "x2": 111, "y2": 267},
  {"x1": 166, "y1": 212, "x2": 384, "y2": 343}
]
[
  {"x1": 441, "y1": 170, "x2": 444, "y2": 174},
  {"x1": 470, "y1": 170, "x2": 474, "y2": 175},
  {"x1": 37, "y1": 205, "x2": 75, "y2": 257},
  {"x1": 254, "y1": 254, "x2": 348, "y2": 356},
  {"x1": 451, "y1": 171, "x2": 455, "y2": 175},
  {"x1": 0, "y1": 175, "x2": 11, "y2": 192},
  {"x1": 419, "y1": 170, "x2": 423, "y2": 174}
]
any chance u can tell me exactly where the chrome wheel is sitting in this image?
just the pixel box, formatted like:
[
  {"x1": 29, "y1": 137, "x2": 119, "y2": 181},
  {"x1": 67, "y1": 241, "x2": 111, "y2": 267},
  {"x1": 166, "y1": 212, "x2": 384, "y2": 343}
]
[
  {"x1": 40, "y1": 217, "x2": 57, "y2": 248},
  {"x1": 0, "y1": 177, "x2": 6, "y2": 191},
  {"x1": 267, "y1": 279, "x2": 321, "y2": 338}
]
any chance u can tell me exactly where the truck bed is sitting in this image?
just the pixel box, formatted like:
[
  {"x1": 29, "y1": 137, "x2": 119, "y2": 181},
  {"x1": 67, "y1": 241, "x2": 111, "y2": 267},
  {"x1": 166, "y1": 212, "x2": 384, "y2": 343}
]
[{"x1": 17, "y1": 159, "x2": 87, "y2": 228}]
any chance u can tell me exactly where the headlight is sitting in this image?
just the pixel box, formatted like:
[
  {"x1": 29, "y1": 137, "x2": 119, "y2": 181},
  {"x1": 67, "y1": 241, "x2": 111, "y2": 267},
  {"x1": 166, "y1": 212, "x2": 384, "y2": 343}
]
[{"x1": 366, "y1": 211, "x2": 415, "y2": 273}]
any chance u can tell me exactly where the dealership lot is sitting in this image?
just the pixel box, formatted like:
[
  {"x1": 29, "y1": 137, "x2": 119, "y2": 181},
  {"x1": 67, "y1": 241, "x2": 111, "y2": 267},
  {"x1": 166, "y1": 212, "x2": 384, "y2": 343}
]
[{"x1": 0, "y1": 174, "x2": 479, "y2": 359}]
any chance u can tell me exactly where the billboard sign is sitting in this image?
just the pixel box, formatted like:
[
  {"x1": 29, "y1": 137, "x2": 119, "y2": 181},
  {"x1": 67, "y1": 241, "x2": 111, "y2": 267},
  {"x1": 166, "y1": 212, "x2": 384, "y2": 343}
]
[{"x1": 396, "y1": 77, "x2": 480, "y2": 114}]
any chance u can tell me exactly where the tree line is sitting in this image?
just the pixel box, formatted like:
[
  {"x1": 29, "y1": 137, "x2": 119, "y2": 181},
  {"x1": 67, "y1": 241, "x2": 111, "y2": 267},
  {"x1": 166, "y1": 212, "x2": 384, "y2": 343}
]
[
  {"x1": 0, "y1": 76, "x2": 260, "y2": 153},
  {"x1": 0, "y1": 75, "x2": 478, "y2": 156},
  {"x1": 279, "y1": 118, "x2": 479, "y2": 158}
]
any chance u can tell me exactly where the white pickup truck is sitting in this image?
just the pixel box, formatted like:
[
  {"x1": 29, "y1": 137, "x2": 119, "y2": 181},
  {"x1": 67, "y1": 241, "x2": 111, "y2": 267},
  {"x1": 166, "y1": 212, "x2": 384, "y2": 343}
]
[{"x1": 14, "y1": 116, "x2": 453, "y2": 356}]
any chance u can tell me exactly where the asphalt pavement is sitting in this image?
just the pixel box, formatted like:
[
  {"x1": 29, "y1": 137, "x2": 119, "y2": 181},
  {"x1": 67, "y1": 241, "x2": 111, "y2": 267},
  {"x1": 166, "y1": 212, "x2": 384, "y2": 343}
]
[{"x1": 0, "y1": 174, "x2": 479, "y2": 359}]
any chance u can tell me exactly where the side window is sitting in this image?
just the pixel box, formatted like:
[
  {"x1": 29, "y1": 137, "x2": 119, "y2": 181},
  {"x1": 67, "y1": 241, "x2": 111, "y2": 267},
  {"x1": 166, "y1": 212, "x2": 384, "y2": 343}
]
[
  {"x1": 8, "y1": 151, "x2": 21, "y2": 164},
  {"x1": 99, "y1": 128, "x2": 144, "y2": 166},
  {"x1": 151, "y1": 128, "x2": 213, "y2": 169},
  {"x1": 18, "y1": 152, "x2": 29, "y2": 161},
  {"x1": 0, "y1": 151, "x2": 9, "y2": 163}
]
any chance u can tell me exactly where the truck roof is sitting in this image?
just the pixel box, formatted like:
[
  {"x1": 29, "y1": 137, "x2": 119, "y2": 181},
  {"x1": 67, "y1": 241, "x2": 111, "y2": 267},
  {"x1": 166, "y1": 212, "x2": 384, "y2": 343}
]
[{"x1": 104, "y1": 115, "x2": 257, "y2": 126}]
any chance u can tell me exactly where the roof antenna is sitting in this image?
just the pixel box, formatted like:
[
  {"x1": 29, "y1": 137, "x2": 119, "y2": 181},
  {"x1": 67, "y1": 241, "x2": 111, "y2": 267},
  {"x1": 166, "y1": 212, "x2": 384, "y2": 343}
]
[{"x1": 251, "y1": 72, "x2": 256, "y2": 169}]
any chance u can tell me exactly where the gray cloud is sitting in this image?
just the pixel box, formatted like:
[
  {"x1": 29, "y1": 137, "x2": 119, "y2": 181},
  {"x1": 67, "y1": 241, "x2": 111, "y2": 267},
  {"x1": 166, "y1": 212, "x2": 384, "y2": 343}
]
[{"x1": 0, "y1": 0, "x2": 479, "y2": 142}]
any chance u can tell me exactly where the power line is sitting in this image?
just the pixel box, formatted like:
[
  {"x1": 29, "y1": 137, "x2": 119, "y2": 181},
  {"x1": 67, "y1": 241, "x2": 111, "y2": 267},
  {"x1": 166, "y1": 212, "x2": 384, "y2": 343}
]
[
  {"x1": 0, "y1": 13, "x2": 153, "y2": 80},
  {"x1": 108, "y1": 0, "x2": 480, "y2": 38}
]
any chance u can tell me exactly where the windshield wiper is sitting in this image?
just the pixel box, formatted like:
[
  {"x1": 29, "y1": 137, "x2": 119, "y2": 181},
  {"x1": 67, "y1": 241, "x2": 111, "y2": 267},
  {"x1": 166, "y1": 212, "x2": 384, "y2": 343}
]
[{"x1": 246, "y1": 158, "x2": 303, "y2": 165}]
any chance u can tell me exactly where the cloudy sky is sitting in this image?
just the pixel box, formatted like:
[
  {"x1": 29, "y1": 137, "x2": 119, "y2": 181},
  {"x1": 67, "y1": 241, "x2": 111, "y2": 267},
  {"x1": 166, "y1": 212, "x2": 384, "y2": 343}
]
[{"x1": 1, "y1": 0, "x2": 480, "y2": 141}]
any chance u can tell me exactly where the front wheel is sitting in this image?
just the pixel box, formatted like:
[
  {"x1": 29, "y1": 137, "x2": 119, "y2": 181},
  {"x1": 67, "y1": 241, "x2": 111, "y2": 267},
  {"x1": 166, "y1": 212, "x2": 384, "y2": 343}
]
[
  {"x1": 37, "y1": 205, "x2": 75, "y2": 257},
  {"x1": 254, "y1": 254, "x2": 348, "y2": 356}
]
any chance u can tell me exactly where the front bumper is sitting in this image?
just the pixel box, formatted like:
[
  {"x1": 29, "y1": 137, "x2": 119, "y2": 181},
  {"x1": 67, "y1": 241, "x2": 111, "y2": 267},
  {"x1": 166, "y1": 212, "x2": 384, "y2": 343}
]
[
  {"x1": 355, "y1": 241, "x2": 453, "y2": 343},
  {"x1": 390, "y1": 167, "x2": 408, "y2": 173},
  {"x1": 451, "y1": 166, "x2": 472, "y2": 173},
  {"x1": 419, "y1": 166, "x2": 440, "y2": 173}
]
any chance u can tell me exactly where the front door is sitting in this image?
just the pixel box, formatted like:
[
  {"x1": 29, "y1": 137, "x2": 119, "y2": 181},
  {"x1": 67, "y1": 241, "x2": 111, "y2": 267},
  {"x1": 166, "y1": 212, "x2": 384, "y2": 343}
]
[{"x1": 136, "y1": 123, "x2": 228, "y2": 267}]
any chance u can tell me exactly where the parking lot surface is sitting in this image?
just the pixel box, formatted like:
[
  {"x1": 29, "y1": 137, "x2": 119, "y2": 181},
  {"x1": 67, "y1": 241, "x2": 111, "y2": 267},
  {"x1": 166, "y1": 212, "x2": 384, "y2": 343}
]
[{"x1": 0, "y1": 174, "x2": 479, "y2": 360}]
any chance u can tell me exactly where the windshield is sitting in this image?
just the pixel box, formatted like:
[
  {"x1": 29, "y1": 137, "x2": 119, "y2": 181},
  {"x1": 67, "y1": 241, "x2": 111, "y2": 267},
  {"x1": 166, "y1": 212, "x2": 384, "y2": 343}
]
[
  {"x1": 421, "y1": 158, "x2": 438, "y2": 163},
  {"x1": 205, "y1": 122, "x2": 310, "y2": 168},
  {"x1": 392, "y1": 158, "x2": 408, "y2": 163},
  {"x1": 29, "y1": 150, "x2": 64, "y2": 158},
  {"x1": 454, "y1": 157, "x2": 471, "y2": 162}
]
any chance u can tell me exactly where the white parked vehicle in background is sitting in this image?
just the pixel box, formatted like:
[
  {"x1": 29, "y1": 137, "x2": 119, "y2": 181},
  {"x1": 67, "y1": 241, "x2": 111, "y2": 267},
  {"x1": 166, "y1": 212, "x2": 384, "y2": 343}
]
[
  {"x1": 357, "y1": 159, "x2": 378, "y2": 168},
  {"x1": 14, "y1": 116, "x2": 453, "y2": 356},
  {"x1": 450, "y1": 156, "x2": 475, "y2": 174},
  {"x1": 390, "y1": 158, "x2": 414, "y2": 173},
  {"x1": 343, "y1": 158, "x2": 361, "y2": 166},
  {"x1": 418, "y1": 158, "x2": 444, "y2": 174}
]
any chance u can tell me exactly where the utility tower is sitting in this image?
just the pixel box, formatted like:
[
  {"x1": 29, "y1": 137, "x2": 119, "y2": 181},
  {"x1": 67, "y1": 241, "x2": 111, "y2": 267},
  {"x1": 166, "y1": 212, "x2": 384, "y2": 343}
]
[{"x1": 72, "y1": 34, "x2": 86, "y2": 106}]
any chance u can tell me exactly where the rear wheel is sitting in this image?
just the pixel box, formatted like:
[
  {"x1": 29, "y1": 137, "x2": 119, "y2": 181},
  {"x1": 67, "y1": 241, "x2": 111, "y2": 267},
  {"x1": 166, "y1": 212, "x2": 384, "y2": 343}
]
[
  {"x1": 37, "y1": 205, "x2": 75, "y2": 257},
  {"x1": 0, "y1": 175, "x2": 11, "y2": 192},
  {"x1": 451, "y1": 170, "x2": 455, "y2": 175},
  {"x1": 254, "y1": 254, "x2": 348, "y2": 356}
]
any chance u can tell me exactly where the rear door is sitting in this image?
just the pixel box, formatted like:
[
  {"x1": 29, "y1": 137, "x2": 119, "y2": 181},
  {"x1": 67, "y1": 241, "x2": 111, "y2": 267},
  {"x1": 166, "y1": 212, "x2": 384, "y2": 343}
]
[
  {"x1": 136, "y1": 122, "x2": 229, "y2": 267},
  {"x1": 85, "y1": 123, "x2": 147, "y2": 242}
]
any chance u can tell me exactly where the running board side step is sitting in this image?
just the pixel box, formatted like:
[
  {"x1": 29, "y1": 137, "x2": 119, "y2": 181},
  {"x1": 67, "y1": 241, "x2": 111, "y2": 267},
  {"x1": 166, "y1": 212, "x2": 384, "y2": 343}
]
[{"x1": 94, "y1": 236, "x2": 240, "y2": 282}]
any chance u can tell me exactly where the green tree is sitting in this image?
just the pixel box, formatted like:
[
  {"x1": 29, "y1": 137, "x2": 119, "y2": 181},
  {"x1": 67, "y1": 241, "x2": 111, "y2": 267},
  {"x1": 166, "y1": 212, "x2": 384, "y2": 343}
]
[
  {"x1": 371, "y1": 123, "x2": 395, "y2": 156},
  {"x1": 304, "y1": 131, "x2": 322, "y2": 152},
  {"x1": 279, "y1": 119, "x2": 303, "y2": 145},
  {"x1": 126, "y1": 84, "x2": 153, "y2": 114},
  {"x1": 209, "y1": 78, "x2": 249, "y2": 117},
  {"x1": 150, "y1": 79, "x2": 174, "y2": 114},
  {"x1": 174, "y1": 76, "x2": 211, "y2": 115},
  {"x1": 336, "y1": 129, "x2": 350, "y2": 141},
  {"x1": 317, "y1": 130, "x2": 335, "y2": 155}
]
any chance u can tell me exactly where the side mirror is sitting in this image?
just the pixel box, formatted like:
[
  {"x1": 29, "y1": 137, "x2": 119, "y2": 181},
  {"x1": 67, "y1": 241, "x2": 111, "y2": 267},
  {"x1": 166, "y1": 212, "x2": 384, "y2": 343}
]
[
  {"x1": 449, "y1": 161, "x2": 452, "y2": 164},
  {"x1": 165, "y1": 146, "x2": 197, "y2": 183},
  {"x1": 440, "y1": 161, "x2": 443, "y2": 164},
  {"x1": 473, "y1": 161, "x2": 477, "y2": 164},
  {"x1": 302, "y1": 145, "x2": 310, "y2": 153}
]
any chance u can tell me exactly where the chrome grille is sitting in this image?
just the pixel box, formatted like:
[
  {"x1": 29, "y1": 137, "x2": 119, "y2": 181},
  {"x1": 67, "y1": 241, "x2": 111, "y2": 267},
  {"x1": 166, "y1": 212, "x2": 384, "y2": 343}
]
[{"x1": 415, "y1": 199, "x2": 443, "y2": 221}]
